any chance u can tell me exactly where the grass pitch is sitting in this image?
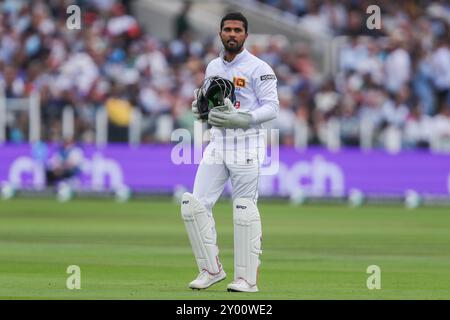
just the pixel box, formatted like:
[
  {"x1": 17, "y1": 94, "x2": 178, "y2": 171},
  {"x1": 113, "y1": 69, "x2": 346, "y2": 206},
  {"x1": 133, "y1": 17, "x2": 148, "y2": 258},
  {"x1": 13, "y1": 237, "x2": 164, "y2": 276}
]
[{"x1": 0, "y1": 198, "x2": 449, "y2": 300}]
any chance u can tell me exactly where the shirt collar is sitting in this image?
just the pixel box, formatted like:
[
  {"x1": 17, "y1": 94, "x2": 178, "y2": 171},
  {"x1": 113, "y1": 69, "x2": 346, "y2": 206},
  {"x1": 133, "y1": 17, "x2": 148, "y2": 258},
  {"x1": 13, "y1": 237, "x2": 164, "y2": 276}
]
[{"x1": 220, "y1": 48, "x2": 249, "y2": 66}]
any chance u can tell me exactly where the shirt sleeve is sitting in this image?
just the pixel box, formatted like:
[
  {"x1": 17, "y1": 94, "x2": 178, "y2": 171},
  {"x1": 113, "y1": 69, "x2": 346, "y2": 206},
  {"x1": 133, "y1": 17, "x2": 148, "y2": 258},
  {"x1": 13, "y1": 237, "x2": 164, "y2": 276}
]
[
  {"x1": 204, "y1": 59, "x2": 219, "y2": 78},
  {"x1": 250, "y1": 62, "x2": 279, "y2": 124}
]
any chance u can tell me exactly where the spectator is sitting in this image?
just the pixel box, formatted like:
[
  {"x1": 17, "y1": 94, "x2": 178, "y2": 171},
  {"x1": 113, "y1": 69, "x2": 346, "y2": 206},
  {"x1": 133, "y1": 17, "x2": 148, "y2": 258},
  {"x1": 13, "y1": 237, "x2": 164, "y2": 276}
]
[
  {"x1": 174, "y1": 1, "x2": 193, "y2": 39},
  {"x1": 45, "y1": 138, "x2": 84, "y2": 187},
  {"x1": 339, "y1": 95, "x2": 360, "y2": 146},
  {"x1": 381, "y1": 85, "x2": 410, "y2": 129},
  {"x1": 274, "y1": 86, "x2": 297, "y2": 145},
  {"x1": 430, "y1": 35, "x2": 450, "y2": 111},
  {"x1": 383, "y1": 31, "x2": 411, "y2": 94},
  {"x1": 105, "y1": 82, "x2": 133, "y2": 142},
  {"x1": 430, "y1": 104, "x2": 450, "y2": 152},
  {"x1": 403, "y1": 104, "x2": 432, "y2": 149}
]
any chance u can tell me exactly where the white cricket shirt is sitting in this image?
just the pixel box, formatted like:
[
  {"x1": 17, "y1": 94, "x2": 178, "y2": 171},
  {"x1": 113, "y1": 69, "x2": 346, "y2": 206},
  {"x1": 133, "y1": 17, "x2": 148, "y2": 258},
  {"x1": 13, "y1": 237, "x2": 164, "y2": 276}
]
[{"x1": 205, "y1": 48, "x2": 279, "y2": 150}]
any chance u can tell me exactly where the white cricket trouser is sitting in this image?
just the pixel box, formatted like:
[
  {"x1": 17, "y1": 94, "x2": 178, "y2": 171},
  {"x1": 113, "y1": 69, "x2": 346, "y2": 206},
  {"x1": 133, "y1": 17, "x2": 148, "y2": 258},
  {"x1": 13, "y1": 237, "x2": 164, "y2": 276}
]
[
  {"x1": 186, "y1": 139, "x2": 265, "y2": 285},
  {"x1": 193, "y1": 142, "x2": 265, "y2": 211}
]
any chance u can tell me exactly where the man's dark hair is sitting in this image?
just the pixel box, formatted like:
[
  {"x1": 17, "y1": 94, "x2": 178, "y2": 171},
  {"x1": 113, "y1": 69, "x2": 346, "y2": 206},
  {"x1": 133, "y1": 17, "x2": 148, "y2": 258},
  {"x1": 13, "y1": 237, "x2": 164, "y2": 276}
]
[{"x1": 220, "y1": 12, "x2": 248, "y2": 33}]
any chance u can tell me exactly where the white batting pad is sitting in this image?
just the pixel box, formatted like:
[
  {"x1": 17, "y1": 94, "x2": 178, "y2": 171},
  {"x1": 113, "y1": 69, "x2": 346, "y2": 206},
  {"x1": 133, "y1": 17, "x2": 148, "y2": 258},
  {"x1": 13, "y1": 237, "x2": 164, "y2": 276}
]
[
  {"x1": 233, "y1": 198, "x2": 262, "y2": 286},
  {"x1": 181, "y1": 192, "x2": 222, "y2": 275}
]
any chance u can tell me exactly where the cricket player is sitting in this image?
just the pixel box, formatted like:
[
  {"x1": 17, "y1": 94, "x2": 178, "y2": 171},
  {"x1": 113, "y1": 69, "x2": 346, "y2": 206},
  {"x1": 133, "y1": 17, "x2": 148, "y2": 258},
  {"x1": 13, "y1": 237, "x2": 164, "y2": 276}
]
[{"x1": 181, "y1": 12, "x2": 279, "y2": 292}]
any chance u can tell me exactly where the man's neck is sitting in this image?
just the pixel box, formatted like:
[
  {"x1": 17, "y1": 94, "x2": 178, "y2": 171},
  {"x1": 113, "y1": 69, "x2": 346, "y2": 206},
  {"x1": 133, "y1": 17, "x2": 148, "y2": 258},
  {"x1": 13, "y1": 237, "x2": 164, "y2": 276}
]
[{"x1": 224, "y1": 48, "x2": 244, "y2": 62}]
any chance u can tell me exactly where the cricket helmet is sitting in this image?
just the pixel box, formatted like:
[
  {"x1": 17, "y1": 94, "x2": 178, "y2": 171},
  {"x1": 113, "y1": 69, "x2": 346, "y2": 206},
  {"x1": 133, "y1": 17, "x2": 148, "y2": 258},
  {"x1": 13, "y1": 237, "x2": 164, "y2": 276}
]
[{"x1": 197, "y1": 76, "x2": 236, "y2": 120}]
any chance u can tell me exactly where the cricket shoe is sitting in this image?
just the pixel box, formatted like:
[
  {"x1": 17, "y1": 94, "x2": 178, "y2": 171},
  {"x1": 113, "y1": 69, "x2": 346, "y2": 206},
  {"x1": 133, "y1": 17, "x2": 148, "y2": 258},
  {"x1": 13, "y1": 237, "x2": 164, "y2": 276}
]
[
  {"x1": 189, "y1": 269, "x2": 226, "y2": 290},
  {"x1": 227, "y1": 279, "x2": 259, "y2": 293}
]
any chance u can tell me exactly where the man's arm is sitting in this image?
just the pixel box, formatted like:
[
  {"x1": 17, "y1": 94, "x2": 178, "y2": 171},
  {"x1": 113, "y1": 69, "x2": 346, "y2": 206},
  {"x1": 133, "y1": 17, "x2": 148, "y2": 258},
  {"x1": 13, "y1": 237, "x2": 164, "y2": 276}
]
[{"x1": 250, "y1": 63, "x2": 279, "y2": 124}]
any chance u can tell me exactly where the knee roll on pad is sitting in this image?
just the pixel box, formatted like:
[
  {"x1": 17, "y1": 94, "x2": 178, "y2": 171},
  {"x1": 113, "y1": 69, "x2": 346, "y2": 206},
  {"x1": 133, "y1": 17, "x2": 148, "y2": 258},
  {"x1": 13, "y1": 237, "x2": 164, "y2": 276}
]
[
  {"x1": 181, "y1": 192, "x2": 222, "y2": 274},
  {"x1": 233, "y1": 198, "x2": 262, "y2": 286}
]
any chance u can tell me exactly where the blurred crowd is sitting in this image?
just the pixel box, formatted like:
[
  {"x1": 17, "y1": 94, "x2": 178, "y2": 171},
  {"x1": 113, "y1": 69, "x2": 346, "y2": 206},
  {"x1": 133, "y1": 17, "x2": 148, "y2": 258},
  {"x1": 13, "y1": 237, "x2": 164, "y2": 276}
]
[
  {"x1": 1, "y1": 0, "x2": 449, "y2": 151},
  {"x1": 257, "y1": 0, "x2": 450, "y2": 150}
]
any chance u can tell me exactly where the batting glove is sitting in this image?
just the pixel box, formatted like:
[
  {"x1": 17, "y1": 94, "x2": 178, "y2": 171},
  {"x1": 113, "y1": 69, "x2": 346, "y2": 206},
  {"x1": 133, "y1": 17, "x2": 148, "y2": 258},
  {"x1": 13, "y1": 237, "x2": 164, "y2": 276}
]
[{"x1": 208, "y1": 98, "x2": 253, "y2": 129}]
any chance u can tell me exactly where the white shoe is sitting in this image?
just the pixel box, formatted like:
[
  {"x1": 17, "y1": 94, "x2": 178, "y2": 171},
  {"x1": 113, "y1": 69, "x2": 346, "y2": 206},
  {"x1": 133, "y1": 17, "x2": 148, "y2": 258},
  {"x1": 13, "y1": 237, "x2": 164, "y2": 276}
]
[
  {"x1": 188, "y1": 269, "x2": 226, "y2": 290},
  {"x1": 227, "y1": 279, "x2": 259, "y2": 292}
]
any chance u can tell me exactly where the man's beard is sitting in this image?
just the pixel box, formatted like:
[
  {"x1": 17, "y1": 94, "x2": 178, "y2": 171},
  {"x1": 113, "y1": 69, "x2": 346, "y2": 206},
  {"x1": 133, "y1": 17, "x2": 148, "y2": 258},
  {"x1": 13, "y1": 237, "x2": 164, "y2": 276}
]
[{"x1": 222, "y1": 38, "x2": 244, "y2": 53}]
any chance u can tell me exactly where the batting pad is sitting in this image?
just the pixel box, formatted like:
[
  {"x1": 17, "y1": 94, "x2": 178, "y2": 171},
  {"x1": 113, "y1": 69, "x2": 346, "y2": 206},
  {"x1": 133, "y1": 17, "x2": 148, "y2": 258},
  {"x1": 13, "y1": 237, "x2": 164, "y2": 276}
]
[
  {"x1": 233, "y1": 198, "x2": 262, "y2": 286},
  {"x1": 181, "y1": 192, "x2": 222, "y2": 275}
]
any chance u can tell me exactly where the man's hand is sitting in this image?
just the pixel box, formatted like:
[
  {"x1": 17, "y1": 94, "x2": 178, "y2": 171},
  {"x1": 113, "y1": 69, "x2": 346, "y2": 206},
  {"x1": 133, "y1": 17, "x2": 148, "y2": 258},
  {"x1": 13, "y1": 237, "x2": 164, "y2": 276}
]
[
  {"x1": 191, "y1": 89, "x2": 202, "y2": 120},
  {"x1": 208, "y1": 98, "x2": 253, "y2": 129}
]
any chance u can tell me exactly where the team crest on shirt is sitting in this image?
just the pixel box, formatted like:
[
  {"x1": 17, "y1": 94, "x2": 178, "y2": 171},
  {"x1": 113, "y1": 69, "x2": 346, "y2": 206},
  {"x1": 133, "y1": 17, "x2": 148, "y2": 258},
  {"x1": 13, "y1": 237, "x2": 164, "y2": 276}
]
[{"x1": 233, "y1": 77, "x2": 246, "y2": 88}]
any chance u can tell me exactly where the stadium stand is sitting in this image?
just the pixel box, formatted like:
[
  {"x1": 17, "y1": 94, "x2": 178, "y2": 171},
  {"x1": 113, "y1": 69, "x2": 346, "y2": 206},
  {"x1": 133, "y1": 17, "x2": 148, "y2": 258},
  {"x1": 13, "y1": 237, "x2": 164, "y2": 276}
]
[{"x1": 0, "y1": 0, "x2": 449, "y2": 152}]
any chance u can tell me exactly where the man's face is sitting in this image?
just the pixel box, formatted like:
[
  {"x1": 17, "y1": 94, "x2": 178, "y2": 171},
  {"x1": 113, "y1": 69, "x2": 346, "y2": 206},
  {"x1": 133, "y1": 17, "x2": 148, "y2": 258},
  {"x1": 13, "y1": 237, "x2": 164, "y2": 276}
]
[{"x1": 220, "y1": 20, "x2": 248, "y2": 53}]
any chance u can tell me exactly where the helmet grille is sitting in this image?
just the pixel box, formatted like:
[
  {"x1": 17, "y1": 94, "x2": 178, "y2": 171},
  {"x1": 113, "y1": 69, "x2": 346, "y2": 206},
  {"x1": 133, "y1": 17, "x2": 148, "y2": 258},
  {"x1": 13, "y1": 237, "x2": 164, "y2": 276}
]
[{"x1": 197, "y1": 76, "x2": 236, "y2": 120}]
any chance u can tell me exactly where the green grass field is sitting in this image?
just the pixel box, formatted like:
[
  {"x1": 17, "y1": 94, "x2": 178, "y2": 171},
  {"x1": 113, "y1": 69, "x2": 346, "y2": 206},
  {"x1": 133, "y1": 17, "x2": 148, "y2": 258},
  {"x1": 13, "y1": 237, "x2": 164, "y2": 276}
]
[{"x1": 0, "y1": 198, "x2": 449, "y2": 300}]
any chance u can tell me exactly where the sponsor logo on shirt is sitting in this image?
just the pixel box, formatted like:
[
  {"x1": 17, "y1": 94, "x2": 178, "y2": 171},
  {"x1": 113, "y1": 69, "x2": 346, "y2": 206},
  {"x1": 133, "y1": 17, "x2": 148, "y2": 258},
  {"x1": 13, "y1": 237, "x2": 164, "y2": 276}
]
[{"x1": 260, "y1": 74, "x2": 276, "y2": 81}]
